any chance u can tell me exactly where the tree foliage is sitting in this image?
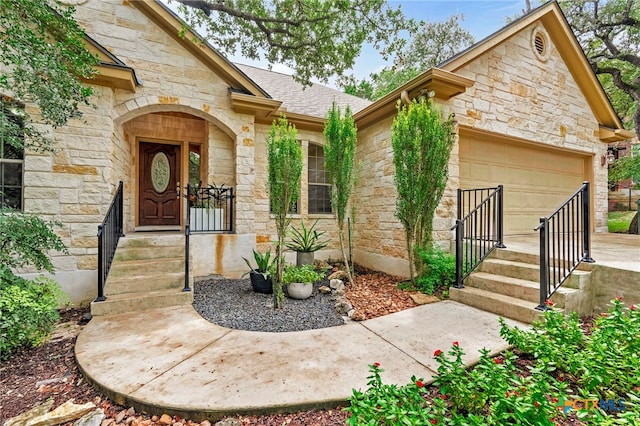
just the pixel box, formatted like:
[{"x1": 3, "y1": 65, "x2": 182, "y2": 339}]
[
  {"x1": 609, "y1": 153, "x2": 640, "y2": 186},
  {"x1": 0, "y1": 0, "x2": 98, "y2": 152},
  {"x1": 323, "y1": 103, "x2": 358, "y2": 284},
  {"x1": 267, "y1": 116, "x2": 302, "y2": 308},
  {"x1": 391, "y1": 98, "x2": 455, "y2": 284},
  {"x1": 559, "y1": 0, "x2": 640, "y2": 131},
  {"x1": 174, "y1": 0, "x2": 415, "y2": 87},
  {"x1": 342, "y1": 15, "x2": 475, "y2": 100}
]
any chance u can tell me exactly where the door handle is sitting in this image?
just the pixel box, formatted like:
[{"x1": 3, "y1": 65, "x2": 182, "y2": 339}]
[{"x1": 176, "y1": 181, "x2": 181, "y2": 199}]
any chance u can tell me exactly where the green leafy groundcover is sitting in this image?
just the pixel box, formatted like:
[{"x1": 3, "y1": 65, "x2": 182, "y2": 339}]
[
  {"x1": 0, "y1": 269, "x2": 64, "y2": 359},
  {"x1": 347, "y1": 299, "x2": 639, "y2": 425}
]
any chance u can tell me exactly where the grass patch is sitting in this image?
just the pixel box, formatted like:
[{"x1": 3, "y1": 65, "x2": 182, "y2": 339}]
[{"x1": 608, "y1": 211, "x2": 636, "y2": 233}]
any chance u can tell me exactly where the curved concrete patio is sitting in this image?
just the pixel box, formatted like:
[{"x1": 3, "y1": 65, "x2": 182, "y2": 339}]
[{"x1": 75, "y1": 301, "x2": 523, "y2": 421}]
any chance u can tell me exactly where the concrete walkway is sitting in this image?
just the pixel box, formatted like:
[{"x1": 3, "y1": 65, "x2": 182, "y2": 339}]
[{"x1": 75, "y1": 301, "x2": 524, "y2": 421}]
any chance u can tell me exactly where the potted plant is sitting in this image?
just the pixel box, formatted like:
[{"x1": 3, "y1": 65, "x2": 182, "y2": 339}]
[
  {"x1": 285, "y1": 219, "x2": 329, "y2": 266},
  {"x1": 281, "y1": 264, "x2": 324, "y2": 300},
  {"x1": 242, "y1": 248, "x2": 274, "y2": 294}
]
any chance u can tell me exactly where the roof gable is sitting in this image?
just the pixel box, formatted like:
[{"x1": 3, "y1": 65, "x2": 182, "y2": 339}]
[
  {"x1": 438, "y1": 1, "x2": 633, "y2": 141},
  {"x1": 131, "y1": 1, "x2": 269, "y2": 98}
]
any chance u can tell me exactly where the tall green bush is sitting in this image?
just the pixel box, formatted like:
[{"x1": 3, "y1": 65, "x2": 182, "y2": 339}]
[
  {"x1": 391, "y1": 97, "x2": 455, "y2": 285},
  {"x1": 267, "y1": 116, "x2": 302, "y2": 308},
  {"x1": 323, "y1": 102, "x2": 358, "y2": 284}
]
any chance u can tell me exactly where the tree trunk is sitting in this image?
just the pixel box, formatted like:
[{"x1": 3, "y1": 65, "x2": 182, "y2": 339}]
[{"x1": 337, "y1": 225, "x2": 354, "y2": 285}]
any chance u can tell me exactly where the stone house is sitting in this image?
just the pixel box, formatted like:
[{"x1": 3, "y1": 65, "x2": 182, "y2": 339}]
[{"x1": 8, "y1": 0, "x2": 632, "y2": 305}]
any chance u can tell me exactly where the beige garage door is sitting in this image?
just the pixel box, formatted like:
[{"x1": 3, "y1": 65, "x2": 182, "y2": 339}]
[{"x1": 459, "y1": 134, "x2": 589, "y2": 234}]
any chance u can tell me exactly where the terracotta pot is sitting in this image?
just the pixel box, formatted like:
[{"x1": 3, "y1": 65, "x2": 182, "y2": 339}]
[{"x1": 286, "y1": 282, "x2": 313, "y2": 299}]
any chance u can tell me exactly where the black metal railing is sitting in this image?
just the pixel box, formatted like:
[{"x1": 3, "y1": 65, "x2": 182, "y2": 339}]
[
  {"x1": 535, "y1": 181, "x2": 594, "y2": 310},
  {"x1": 183, "y1": 183, "x2": 235, "y2": 291},
  {"x1": 452, "y1": 186, "x2": 505, "y2": 288},
  {"x1": 95, "y1": 181, "x2": 125, "y2": 302},
  {"x1": 186, "y1": 183, "x2": 235, "y2": 233}
]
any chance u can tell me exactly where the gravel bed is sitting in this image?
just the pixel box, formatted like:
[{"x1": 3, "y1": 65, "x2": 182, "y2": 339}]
[{"x1": 192, "y1": 277, "x2": 346, "y2": 332}]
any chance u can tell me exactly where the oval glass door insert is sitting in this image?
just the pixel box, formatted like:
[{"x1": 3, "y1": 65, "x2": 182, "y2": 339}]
[{"x1": 151, "y1": 152, "x2": 170, "y2": 193}]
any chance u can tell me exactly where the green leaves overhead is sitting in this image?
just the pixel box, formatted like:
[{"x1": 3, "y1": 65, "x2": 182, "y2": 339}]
[
  {"x1": 174, "y1": 0, "x2": 415, "y2": 87},
  {"x1": 0, "y1": 0, "x2": 98, "y2": 152}
]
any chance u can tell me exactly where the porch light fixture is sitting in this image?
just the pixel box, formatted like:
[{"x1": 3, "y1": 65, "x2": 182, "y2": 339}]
[{"x1": 601, "y1": 151, "x2": 615, "y2": 166}]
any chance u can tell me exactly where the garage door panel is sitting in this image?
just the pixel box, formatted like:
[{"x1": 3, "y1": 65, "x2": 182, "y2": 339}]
[{"x1": 460, "y1": 136, "x2": 587, "y2": 234}]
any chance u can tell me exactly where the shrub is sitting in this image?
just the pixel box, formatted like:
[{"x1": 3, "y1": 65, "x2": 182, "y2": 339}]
[
  {"x1": 414, "y1": 246, "x2": 456, "y2": 294},
  {"x1": 0, "y1": 268, "x2": 64, "y2": 359}
]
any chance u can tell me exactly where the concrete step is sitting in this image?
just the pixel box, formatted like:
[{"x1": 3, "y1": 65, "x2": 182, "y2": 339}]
[
  {"x1": 491, "y1": 249, "x2": 540, "y2": 265},
  {"x1": 465, "y1": 272, "x2": 579, "y2": 308},
  {"x1": 109, "y1": 258, "x2": 184, "y2": 277},
  {"x1": 479, "y1": 258, "x2": 539, "y2": 281},
  {"x1": 449, "y1": 286, "x2": 544, "y2": 324},
  {"x1": 114, "y1": 245, "x2": 184, "y2": 262},
  {"x1": 90, "y1": 288, "x2": 194, "y2": 316},
  {"x1": 105, "y1": 272, "x2": 188, "y2": 296},
  {"x1": 117, "y1": 234, "x2": 185, "y2": 249}
]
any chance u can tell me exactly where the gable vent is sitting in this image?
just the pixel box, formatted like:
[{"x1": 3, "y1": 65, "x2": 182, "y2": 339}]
[
  {"x1": 531, "y1": 26, "x2": 551, "y2": 62},
  {"x1": 534, "y1": 34, "x2": 546, "y2": 55}
]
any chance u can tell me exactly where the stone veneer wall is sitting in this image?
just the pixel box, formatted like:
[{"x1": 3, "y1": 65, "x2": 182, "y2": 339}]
[
  {"x1": 351, "y1": 21, "x2": 610, "y2": 278},
  {"x1": 20, "y1": 0, "x2": 261, "y2": 303}
]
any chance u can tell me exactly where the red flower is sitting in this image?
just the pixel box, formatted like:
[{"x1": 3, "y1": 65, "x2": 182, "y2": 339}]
[
  {"x1": 416, "y1": 380, "x2": 425, "y2": 388},
  {"x1": 452, "y1": 341, "x2": 459, "y2": 347},
  {"x1": 631, "y1": 305, "x2": 637, "y2": 311},
  {"x1": 430, "y1": 421, "x2": 437, "y2": 425},
  {"x1": 545, "y1": 299, "x2": 555, "y2": 307},
  {"x1": 494, "y1": 357, "x2": 502, "y2": 364},
  {"x1": 616, "y1": 296, "x2": 623, "y2": 302},
  {"x1": 515, "y1": 391, "x2": 520, "y2": 397},
  {"x1": 601, "y1": 313, "x2": 609, "y2": 317},
  {"x1": 440, "y1": 394, "x2": 447, "y2": 400},
  {"x1": 376, "y1": 405, "x2": 381, "y2": 409},
  {"x1": 552, "y1": 397, "x2": 559, "y2": 403},
  {"x1": 506, "y1": 391, "x2": 510, "y2": 398},
  {"x1": 433, "y1": 349, "x2": 442, "y2": 357},
  {"x1": 535, "y1": 401, "x2": 540, "y2": 408},
  {"x1": 374, "y1": 362, "x2": 381, "y2": 367}
]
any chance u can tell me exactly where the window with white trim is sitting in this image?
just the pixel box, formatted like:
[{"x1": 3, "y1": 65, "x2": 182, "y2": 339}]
[{"x1": 308, "y1": 144, "x2": 331, "y2": 214}]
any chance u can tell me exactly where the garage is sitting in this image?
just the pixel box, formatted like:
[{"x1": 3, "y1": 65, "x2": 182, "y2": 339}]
[{"x1": 459, "y1": 130, "x2": 592, "y2": 234}]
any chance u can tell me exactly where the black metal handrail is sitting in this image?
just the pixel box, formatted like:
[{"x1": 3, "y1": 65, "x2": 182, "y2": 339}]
[
  {"x1": 183, "y1": 183, "x2": 236, "y2": 292},
  {"x1": 95, "y1": 181, "x2": 124, "y2": 302},
  {"x1": 186, "y1": 183, "x2": 235, "y2": 233},
  {"x1": 535, "y1": 181, "x2": 594, "y2": 310},
  {"x1": 452, "y1": 185, "x2": 505, "y2": 288}
]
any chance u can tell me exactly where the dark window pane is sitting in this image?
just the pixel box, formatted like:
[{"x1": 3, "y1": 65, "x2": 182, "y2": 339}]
[
  {"x1": 2, "y1": 162, "x2": 22, "y2": 186},
  {"x1": 1, "y1": 187, "x2": 21, "y2": 210}
]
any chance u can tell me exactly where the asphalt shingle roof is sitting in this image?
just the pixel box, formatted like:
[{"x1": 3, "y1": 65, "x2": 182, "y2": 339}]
[{"x1": 234, "y1": 63, "x2": 372, "y2": 118}]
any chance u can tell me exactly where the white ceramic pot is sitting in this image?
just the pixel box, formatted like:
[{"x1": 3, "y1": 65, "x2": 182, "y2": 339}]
[{"x1": 287, "y1": 282, "x2": 313, "y2": 299}]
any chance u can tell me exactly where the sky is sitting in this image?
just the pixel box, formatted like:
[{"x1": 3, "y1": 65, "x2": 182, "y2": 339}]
[{"x1": 164, "y1": 0, "x2": 528, "y2": 85}]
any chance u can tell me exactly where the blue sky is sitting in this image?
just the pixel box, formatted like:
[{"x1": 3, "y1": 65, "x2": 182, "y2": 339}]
[{"x1": 342, "y1": 1, "x2": 526, "y2": 81}]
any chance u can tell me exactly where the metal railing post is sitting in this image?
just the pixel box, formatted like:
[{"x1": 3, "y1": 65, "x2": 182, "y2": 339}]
[
  {"x1": 582, "y1": 181, "x2": 594, "y2": 263},
  {"x1": 454, "y1": 219, "x2": 464, "y2": 288},
  {"x1": 230, "y1": 187, "x2": 235, "y2": 233},
  {"x1": 96, "y1": 226, "x2": 106, "y2": 302},
  {"x1": 184, "y1": 223, "x2": 191, "y2": 292},
  {"x1": 117, "y1": 181, "x2": 125, "y2": 237},
  {"x1": 536, "y1": 218, "x2": 548, "y2": 310},
  {"x1": 497, "y1": 185, "x2": 506, "y2": 248}
]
